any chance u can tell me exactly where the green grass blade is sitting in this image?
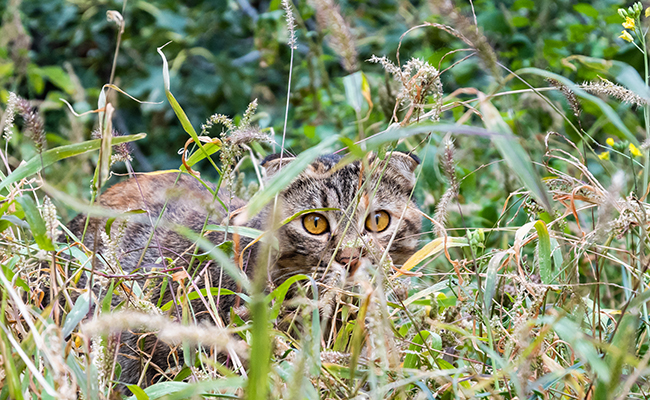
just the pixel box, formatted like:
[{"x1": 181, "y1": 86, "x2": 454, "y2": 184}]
[
  {"x1": 180, "y1": 141, "x2": 221, "y2": 171},
  {"x1": 244, "y1": 134, "x2": 340, "y2": 219},
  {"x1": 16, "y1": 196, "x2": 54, "y2": 251},
  {"x1": 484, "y1": 251, "x2": 508, "y2": 317},
  {"x1": 534, "y1": 220, "x2": 553, "y2": 284},
  {"x1": 343, "y1": 71, "x2": 365, "y2": 112},
  {"x1": 598, "y1": 313, "x2": 637, "y2": 397},
  {"x1": 363, "y1": 122, "x2": 497, "y2": 150},
  {"x1": 265, "y1": 274, "x2": 309, "y2": 319},
  {"x1": 157, "y1": 45, "x2": 216, "y2": 169},
  {"x1": 479, "y1": 96, "x2": 553, "y2": 213},
  {"x1": 126, "y1": 385, "x2": 150, "y2": 400},
  {"x1": 62, "y1": 292, "x2": 91, "y2": 337},
  {"x1": 246, "y1": 293, "x2": 271, "y2": 400},
  {"x1": 204, "y1": 224, "x2": 278, "y2": 250},
  {"x1": 0, "y1": 133, "x2": 146, "y2": 193},
  {"x1": 160, "y1": 287, "x2": 236, "y2": 312},
  {"x1": 0, "y1": 323, "x2": 24, "y2": 400}
]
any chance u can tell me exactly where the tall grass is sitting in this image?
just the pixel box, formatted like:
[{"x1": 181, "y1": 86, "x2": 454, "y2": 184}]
[{"x1": 2, "y1": 1, "x2": 650, "y2": 399}]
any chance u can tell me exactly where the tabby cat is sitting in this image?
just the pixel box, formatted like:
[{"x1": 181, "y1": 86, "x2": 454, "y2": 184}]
[{"x1": 65, "y1": 151, "x2": 421, "y2": 389}]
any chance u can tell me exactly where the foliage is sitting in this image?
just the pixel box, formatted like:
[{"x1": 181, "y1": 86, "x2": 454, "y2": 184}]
[{"x1": 2, "y1": 0, "x2": 650, "y2": 398}]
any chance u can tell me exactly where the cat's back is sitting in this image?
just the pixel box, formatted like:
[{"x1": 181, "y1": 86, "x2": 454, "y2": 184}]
[
  {"x1": 67, "y1": 172, "x2": 244, "y2": 273},
  {"x1": 97, "y1": 172, "x2": 243, "y2": 214}
]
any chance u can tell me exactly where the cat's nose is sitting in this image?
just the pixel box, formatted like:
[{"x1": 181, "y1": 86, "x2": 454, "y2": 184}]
[{"x1": 336, "y1": 248, "x2": 362, "y2": 275}]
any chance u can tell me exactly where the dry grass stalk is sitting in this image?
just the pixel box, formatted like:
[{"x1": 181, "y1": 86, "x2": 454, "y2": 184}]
[
  {"x1": 581, "y1": 77, "x2": 648, "y2": 108},
  {"x1": 428, "y1": 0, "x2": 499, "y2": 79},
  {"x1": 310, "y1": 0, "x2": 359, "y2": 73}
]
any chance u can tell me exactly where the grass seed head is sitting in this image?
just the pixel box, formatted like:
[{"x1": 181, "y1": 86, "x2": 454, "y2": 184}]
[
  {"x1": 368, "y1": 56, "x2": 443, "y2": 122},
  {"x1": 15, "y1": 96, "x2": 45, "y2": 152},
  {"x1": 2, "y1": 92, "x2": 18, "y2": 141},
  {"x1": 281, "y1": 0, "x2": 298, "y2": 50},
  {"x1": 311, "y1": 0, "x2": 359, "y2": 73},
  {"x1": 581, "y1": 78, "x2": 647, "y2": 108}
]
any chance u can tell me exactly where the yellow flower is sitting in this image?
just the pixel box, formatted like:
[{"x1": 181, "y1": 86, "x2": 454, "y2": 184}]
[
  {"x1": 629, "y1": 143, "x2": 643, "y2": 157},
  {"x1": 646, "y1": 7, "x2": 650, "y2": 17},
  {"x1": 598, "y1": 151, "x2": 610, "y2": 160},
  {"x1": 623, "y1": 16, "x2": 636, "y2": 29},
  {"x1": 620, "y1": 30, "x2": 635, "y2": 42},
  {"x1": 606, "y1": 137, "x2": 615, "y2": 146}
]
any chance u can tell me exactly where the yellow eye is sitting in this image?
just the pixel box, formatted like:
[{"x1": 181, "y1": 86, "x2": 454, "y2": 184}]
[
  {"x1": 302, "y1": 213, "x2": 329, "y2": 235},
  {"x1": 365, "y1": 210, "x2": 390, "y2": 232}
]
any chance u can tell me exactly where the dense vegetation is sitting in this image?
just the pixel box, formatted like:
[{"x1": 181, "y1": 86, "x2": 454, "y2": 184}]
[{"x1": 2, "y1": 0, "x2": 650, "y2": 398}]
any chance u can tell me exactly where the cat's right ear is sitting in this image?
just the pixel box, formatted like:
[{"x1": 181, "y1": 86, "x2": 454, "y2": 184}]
[{"x1": 261, "y1": 153, "x2": 296, "y2": 178}]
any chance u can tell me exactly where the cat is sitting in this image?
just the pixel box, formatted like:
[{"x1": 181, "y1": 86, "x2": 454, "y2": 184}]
[{"x1": 63, "y1": 151, "x2": 421, "y2": 390}]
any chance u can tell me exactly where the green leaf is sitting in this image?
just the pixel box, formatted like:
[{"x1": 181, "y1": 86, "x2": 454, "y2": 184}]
[
  {"x1": 534, "y1": 220, "x2": 553, "y2": 284},
  {"x1": 343, "y1": 71, "x2": 364, "y2": 112},
  {"x1": 364, "y1": 122, "x2": 495, "y2": 150},
  {"x1": 102, "y1": 281, "x2": 115, "y2": 313},
  {"x1": 597, "y1": 313, "x2": 638, "y2": 397},
  {"x1": 157, "y1": 45, "x2": 216, "y2": 171},
  {"x1": 140, "y1": 377, "x2": 244, "y2": 400},
  {"x1": 125, "y1": 382, "x2": 188, "y2": 400},
  {"x1": 247, "y1": 293, "x2": 271, "y2": 400},
  {"x1": 105, "y1": 209, "x2": 146, "y2": 237},
  {"x1": 265, "y1": 274, "x2": 309, "y2": 319},
  {"x1": 16, "y1": 196, "x2": 54, "y2": 251},
  {"x1": 204, "y1": 224, "x2": 278, "y2": 250},
  {"x1": 484, "y1": 251, "x2": 508, "y2": 316},
  {"x1": 126, "y1": 385, "x2": 149, "y2": 400},
  {"x1": 62, "y1": 291, "x2": 90, "y2": 337},
  {"x1": 39, "y1": 66, "x2": 75, "y2": 95},
  {"x1": 403, "y1": 330, "x2": 442, "y2": 369},
  {"x1": 349, "y1": 295, "x2": 370, "y2": 386},
  {"x1": 572, "y1": 4, "x2": 598, "y2": 18},
  {"x1": 0, "y1": 329, "x2": 24, "y2": 400},
  {"x1": 479, "y1": 96, "x2": 553, "y2": 213},
  {"x1": 0, "y1": 133, "x2": 146, "y2": 193},
  {"x1": 244, "y1": 134, "x2": 340, "y2": 218},
  {"x1": 160, "y1": 287, "x2": 236, "y2": 312},
  {"x1": 550, "y1": 237, "x2": 563, "y2": 273},
  {"x1": 180, "y1": 141, "x2": 221, "y2": 171}
]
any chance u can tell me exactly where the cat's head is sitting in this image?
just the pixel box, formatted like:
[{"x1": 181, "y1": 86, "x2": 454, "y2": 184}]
[{"x1": 257, "y1": 152, "x2": 421, "y2": 295}]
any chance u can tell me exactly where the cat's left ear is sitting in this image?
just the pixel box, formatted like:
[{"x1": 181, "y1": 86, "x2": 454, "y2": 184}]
[
  {"x1": 260, "y1": 153, "x2": 296, "y2": 178},
  {"x1": 372, "y1": 151, "x2": 420, "y2": 188}
]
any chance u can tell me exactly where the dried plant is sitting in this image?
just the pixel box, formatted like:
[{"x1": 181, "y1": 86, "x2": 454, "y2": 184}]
[
  {"x1": 368, "y1": 56, "x2": 443, "y2": 123},
  {"x1": 91, "y1": 127, "x2": 133, "y2": 166},
  {"x1": 281, "y1": 0, "x2": 297, "y2": 50},
  {"x1": 433, "y1": 137, "x2": 459, "y2": 237},
  {"x1": 15, "y1": 96, "x2": 46, "y2": 153},
  {"x1": 581, "y1": 77, "x2": 648, "y2": 108},
  {"x1": 547, "y1": 78, "x2": 582, "y2": 118},
  {"x1": 200, "y1": 99, "x2": 271, "y2": 191},
  {"x1": 310, "y1": 0, "x2": 359, "y2": 73},
  {"x1": 428, "y1": 0, "x2": 500, "y2": 78},
  {"x1": 2, "y1": 92, "x2": 18, "y2": 141}
]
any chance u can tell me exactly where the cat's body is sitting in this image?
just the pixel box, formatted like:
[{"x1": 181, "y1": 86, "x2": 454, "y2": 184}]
[{"x1": 65, "y1": 152, "x2": 421, "y2": 389}]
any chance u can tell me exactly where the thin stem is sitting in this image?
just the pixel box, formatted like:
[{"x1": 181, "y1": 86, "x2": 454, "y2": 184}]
[
  {"x1": 639, "y1": 20, "x2": 650, "y2": 200},
  {"x1": 280, "y1": 42, "x2": 295, "y2": 168}
]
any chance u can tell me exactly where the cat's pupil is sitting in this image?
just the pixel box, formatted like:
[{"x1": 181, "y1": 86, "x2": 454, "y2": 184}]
[{"x1": 314, "y1": 216, "x2": 322, "y2": 227}]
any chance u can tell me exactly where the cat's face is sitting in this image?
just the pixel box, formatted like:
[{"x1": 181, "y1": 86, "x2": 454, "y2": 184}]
[{"x1": 259, "y1": 152, "x2": 421, "y2": 289}]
